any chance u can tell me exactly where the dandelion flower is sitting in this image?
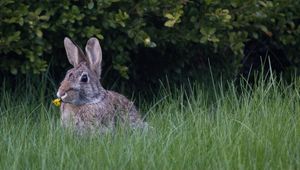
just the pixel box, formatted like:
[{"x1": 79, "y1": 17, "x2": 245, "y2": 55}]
[{"x1": 52, "y1": 98, "x2": 62, "y2": 107}]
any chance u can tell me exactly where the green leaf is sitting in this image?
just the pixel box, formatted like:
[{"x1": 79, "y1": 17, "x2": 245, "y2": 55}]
[
  {"x1": 88, "y1": 1, "x2": 94, "y2": 9},
  {"x1": 39, "y1": 15, "x2": 49, "y2": 21},
  {"x1": 164, "y1": 20, "x2": 176, "y2": 27},
  {"x1": 36, "y1": 29, "x2": 43, "y2": 38},
  {"x1": 96, "y1": 34, "x2": 104, "y2": 40},
  {"x1": 164, "y1": 13, "x2": 174, "y2": 19}
]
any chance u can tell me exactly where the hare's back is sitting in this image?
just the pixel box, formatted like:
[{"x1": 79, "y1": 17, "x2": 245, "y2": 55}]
[{"x1": 106, "y1": 90, "x2": 140, "y2": 119}]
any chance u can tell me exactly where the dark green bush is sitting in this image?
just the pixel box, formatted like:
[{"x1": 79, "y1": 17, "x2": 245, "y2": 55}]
[{"x1": 1, "y1": 0, "x2": 299, "y2": 82}]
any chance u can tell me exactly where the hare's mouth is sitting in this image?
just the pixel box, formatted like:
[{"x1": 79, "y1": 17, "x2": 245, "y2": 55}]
[{"x1": 61, "y1": 93, "x2": 68, "y2": 100}]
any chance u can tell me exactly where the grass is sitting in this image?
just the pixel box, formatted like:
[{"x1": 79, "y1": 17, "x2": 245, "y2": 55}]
[{"x1": 0, "y1": 75, "x2": 300, "y2": 170}]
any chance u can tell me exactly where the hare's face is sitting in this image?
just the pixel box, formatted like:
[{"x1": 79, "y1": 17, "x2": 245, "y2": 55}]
[
  {"x1": 56, "y1": 37, "x2": 104, "y2": 105},
  {"x1": 57, "y1": 63, "x2": 102, "y2": 105}
]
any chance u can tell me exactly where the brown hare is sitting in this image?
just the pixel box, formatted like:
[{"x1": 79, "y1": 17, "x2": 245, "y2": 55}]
[{"x1": 56, "y1": 37, "x2": 147, "y2": 134}]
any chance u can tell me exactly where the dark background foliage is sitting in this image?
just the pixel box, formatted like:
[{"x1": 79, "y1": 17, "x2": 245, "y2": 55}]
[{"x1": 1, "y1": 0, "x2": 300, "y2": 88}]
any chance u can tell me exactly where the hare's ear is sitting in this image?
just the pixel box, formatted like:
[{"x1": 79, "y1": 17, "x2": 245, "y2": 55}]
[
  {"x1": 64, "y1": 37, "x2": 85, "y2": 67},
  {"x1": 85, "y1": 37, "x2": 102, "y2": 76}
]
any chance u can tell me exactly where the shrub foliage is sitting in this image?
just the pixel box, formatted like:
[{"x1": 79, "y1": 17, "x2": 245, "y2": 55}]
[{"x1": 1, "y1": 0, "x2": 299, "y2": 80}]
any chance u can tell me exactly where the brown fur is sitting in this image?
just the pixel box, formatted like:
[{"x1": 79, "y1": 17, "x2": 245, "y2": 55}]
[
  {"x1": 60, "y1": 91, "x2": 141, "y2": 131},
  {"x1": 57, "y1": 37, "x2": 147, "y2": 133}
]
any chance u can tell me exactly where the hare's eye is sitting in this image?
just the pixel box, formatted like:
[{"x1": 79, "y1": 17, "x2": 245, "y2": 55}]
[{"x1": 80, "y1": 74, "x2": 88, "y2": 82}]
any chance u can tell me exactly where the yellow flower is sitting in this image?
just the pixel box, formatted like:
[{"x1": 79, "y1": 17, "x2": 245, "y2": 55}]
[{"x1": 52, "y1": 98, "x2": 62, "y2": 107}]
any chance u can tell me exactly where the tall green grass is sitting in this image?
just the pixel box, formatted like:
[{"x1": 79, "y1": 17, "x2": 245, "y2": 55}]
[{"x1": 0, "y1": 75, "x2": 300, "y2": 169}]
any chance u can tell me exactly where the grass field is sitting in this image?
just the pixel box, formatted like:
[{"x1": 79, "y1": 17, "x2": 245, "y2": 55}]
[{"x1": 0, "y1": 76, "x2": 300, "y2": 169}]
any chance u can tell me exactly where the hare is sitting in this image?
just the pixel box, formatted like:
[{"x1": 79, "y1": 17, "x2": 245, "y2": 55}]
[{"x1": 56, "y1": 37, "x2": 147, "y2": 134}]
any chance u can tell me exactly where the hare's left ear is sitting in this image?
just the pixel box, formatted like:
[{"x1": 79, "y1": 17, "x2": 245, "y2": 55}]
[{"x1": 85, "y1": 37, "x2": 102, "y2": 76}]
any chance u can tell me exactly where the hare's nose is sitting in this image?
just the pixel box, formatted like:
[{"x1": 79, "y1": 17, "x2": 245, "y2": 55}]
[
  {"x1": 57, "y1": 91, "x2": 68, "y2": 100},
  {"x1": 57, "y1": 92, "x2": 61, "y2": 98}
]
